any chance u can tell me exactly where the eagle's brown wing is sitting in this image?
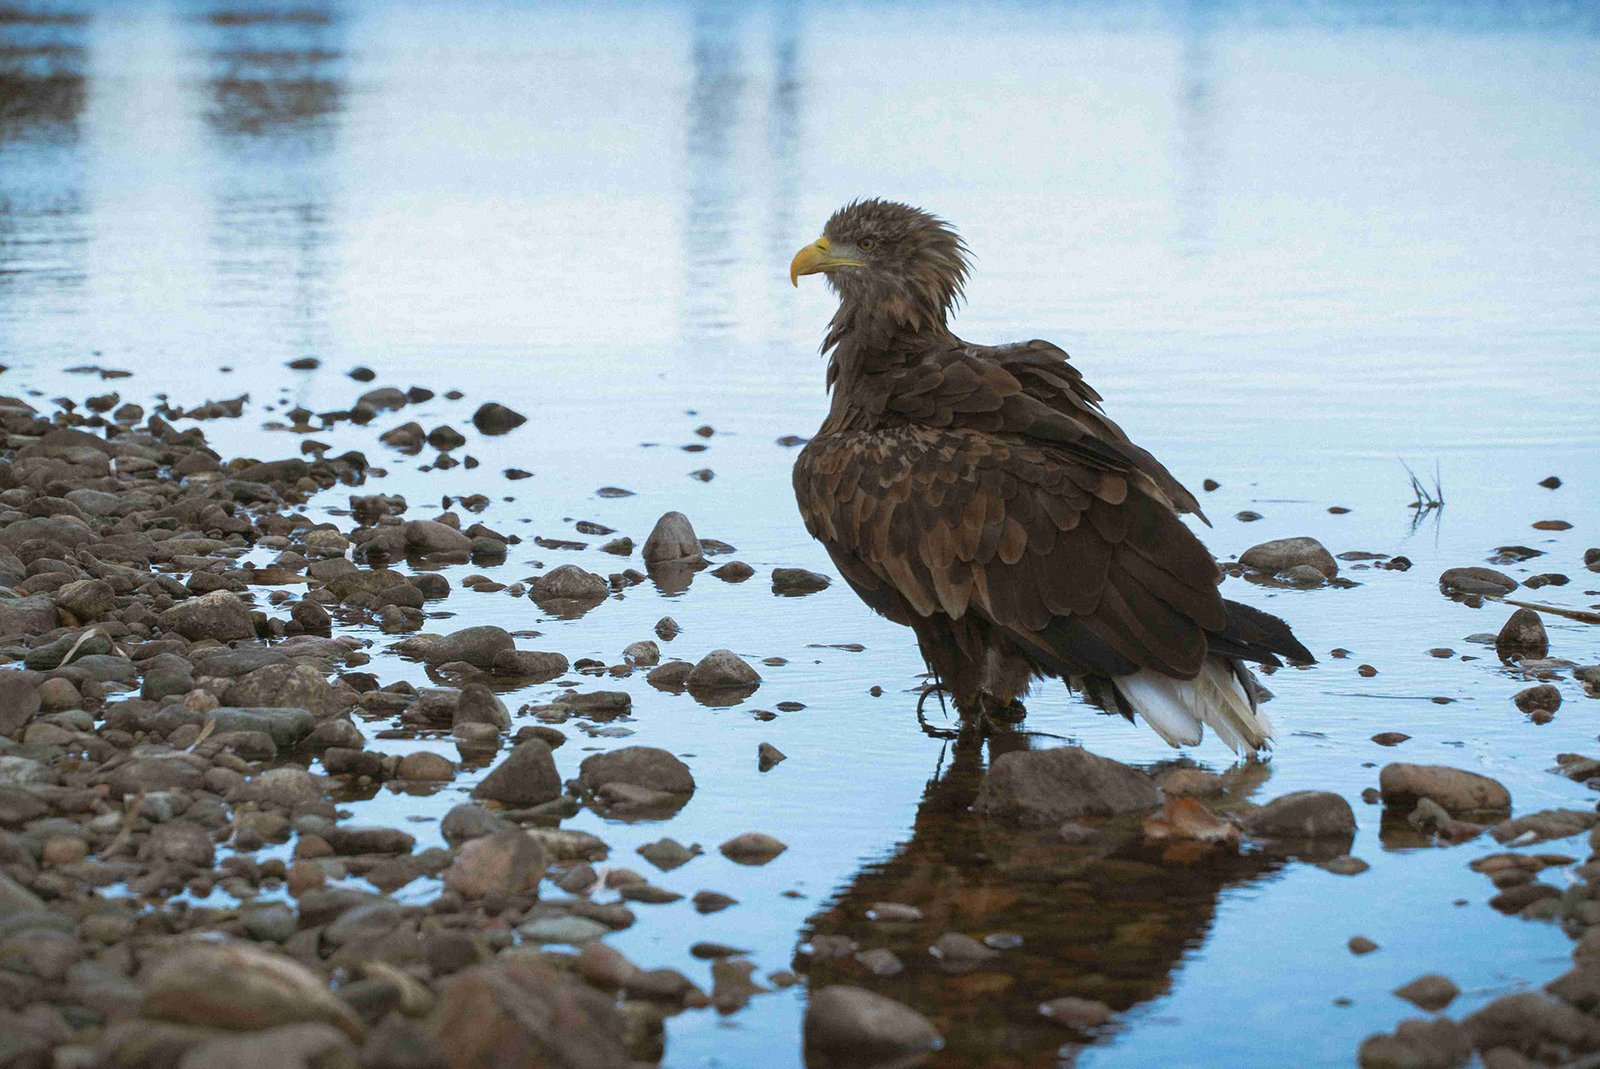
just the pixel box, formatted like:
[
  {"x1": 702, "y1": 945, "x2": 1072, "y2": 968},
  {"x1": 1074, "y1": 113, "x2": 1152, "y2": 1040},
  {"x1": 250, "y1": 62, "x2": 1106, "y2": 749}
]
[
  {"x1": 881, "y1": 339, "x2": 1206, "y2": 520},
  {"x1": 793, "y1": 418, "x2": 1227, "y2": 681}
]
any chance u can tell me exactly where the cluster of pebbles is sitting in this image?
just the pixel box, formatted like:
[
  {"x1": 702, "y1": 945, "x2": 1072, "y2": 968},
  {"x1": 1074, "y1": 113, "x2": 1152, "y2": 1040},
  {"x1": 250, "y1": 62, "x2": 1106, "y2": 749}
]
[{"x1": 0, "y1": 378, "x2": 1596, "y2": 1069}]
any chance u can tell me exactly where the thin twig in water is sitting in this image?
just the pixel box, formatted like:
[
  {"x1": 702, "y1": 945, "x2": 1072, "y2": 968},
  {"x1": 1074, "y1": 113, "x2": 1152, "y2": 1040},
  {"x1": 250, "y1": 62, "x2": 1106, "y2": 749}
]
[
  {"x1": 1402, "y1": 460, "x2": 1444, "y2": 530},
  {"x1": 1498, "y1": 598, "x2": 1600, "y2": 625}
]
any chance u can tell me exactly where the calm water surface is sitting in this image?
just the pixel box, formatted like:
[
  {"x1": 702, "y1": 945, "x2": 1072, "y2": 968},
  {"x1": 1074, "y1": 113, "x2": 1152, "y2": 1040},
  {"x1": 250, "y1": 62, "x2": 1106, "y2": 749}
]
[{"x1": 2, "y1": 2, "x2": 1599, "y2": 1066}]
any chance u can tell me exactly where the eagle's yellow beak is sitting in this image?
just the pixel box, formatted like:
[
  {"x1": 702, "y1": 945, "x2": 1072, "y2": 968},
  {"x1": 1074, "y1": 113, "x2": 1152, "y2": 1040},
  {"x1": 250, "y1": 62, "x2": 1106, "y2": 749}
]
[{"x1": 789, "y1": 236, "x2": 864, "y2": 286}]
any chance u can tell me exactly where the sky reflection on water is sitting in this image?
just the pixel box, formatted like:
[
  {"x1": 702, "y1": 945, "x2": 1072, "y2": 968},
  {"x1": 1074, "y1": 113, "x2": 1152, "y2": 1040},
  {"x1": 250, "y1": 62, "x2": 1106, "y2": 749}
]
[{"x1": 1, "y1": 2, "x2": 1599, "y2": 1066}]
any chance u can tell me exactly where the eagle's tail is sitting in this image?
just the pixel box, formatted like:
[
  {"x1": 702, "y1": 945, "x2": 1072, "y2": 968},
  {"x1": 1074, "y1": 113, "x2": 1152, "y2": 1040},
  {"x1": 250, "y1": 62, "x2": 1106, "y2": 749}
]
[{"x1": 1112, "y1": 656, "x2": 1272, "y2": 756}]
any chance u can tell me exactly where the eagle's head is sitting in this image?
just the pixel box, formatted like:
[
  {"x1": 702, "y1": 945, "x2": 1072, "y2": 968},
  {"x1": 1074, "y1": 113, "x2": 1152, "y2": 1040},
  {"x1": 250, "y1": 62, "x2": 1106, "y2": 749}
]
[{"x1": 791, "y1": 199, "x2": 969, "y2": 326}]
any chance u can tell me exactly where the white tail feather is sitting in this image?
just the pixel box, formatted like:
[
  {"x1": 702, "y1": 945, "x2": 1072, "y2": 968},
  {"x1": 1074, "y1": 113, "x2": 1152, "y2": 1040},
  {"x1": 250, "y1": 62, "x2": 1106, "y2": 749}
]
[{"x1": 1113, "y1": 658, "x2": 1273, "y2": 755}]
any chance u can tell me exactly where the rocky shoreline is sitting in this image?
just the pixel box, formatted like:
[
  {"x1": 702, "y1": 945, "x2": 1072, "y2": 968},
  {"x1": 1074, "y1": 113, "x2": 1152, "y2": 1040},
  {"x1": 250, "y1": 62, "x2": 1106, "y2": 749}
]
[{"x1": 0, "y1": 383, "x2": 1596, "y2": 1068}]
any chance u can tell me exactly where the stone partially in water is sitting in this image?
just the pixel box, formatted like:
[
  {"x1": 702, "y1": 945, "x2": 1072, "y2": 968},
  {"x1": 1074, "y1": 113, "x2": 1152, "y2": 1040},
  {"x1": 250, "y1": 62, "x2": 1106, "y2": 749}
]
[
  {"x1": 1241, "y1": 791, "x2": 1356, "y2": 838},
  {"x1": 470, "y1": 402, "x2": 526, "y2": 436},
  {"x1": 474, "y1": 740, "x2": 562, "y2": 808},
  {"x1": 719, "y1": 832, "x2": 787, "y2": 865},
  {"x1": 1439, "y1": 567, "x2": 1517, "y2": 597},
  {"x1": 443, "y1": 829, "x2": 546, "y2": 899},
  {"x1": 1394, "y1": 974, "x2": 1459, "y2": 1012},
  {"x1": 804, "y1": 986, "x2": 940, "y2": 1067},
  {"x1": 1240, "y1": 536, "x2": 1338, "y2": 578},
  {"x1": 1380, "y1": 763, "x2": 1511, "y2": 815},
  {"x1": 641, "y1": 511, "x2": 703, "y2": 565},
  {"x1": 423, "y1": 625, "x2": 515, "y2": 669},
  {"x1": 158, "y1": 590, "x2": 255, "y2": 642},
  {"x1": 578, "y1": 747, "x2": 694, "y2": 796},
  {"x1": 1496, "y1": 608, "x2": 1549, "y2": 662},
  {"x1": 1039, "y1": 996, "x2": 1113, "y2": 1029},
  {"x1": 1513, "y1": 684, "x2": 1560, "y2": 715},
  {"x1": 771, "y1": 567, "x2": 831, "y2": 595},
  {"x1": 974, "y1": 746, "x2": 1158, "y2": 826}
]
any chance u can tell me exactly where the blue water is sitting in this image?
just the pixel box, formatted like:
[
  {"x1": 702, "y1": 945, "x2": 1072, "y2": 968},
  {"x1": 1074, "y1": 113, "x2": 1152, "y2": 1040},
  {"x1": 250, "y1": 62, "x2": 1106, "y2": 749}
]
[{"x1": 2, "y1": 2, "x2": 1598, "y2": 1066}]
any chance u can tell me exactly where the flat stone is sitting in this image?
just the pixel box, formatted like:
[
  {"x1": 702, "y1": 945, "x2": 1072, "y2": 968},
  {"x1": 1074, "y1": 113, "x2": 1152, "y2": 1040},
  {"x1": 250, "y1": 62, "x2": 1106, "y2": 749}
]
[{"x1": 1241, "y1": 791, "x2": 1356, "y2": 838}]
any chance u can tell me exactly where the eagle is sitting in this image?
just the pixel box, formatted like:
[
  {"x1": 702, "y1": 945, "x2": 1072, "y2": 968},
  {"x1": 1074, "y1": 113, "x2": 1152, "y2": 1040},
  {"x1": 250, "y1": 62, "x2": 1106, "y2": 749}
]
[{"x1": 789, "y1": 199, "x2": 1312, "y2": 754}]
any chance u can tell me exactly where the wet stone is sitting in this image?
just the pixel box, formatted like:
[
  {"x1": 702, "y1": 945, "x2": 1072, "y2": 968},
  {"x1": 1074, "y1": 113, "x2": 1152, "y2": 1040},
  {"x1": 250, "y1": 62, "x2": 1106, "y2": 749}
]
[
  {"x1": 473, "y1": 740, "x2": 561, "y2": 808},
  {"x1": 1439, "y1": 566, "x2": 1518, "y2": 597},
  {"x1": 1380, "y1": 763, "x2": 1511, "y2": 815},
  {"x1": 757, "y1": 741, "x2": 786, "y2": 771},
  {"x1": 470, "y1": 402, "x2": 526, "y2": 435},
  {"x1": 1240, "y1": 536, "x2": 1339, "y2": 578},
  {"x1": 1349, "y1": 936, "x2": 1380, "y2": 955},
  {"x1": 974, "y1": 746, "x2": 1158, "y2": 825},
  {"x1": 804, "y1": 986, "x2": 940, "y2": 1067},
  {"x1": 443, "y1": 829, "x2": 546, "y2": 899},
  {"x1": 1395, "y1": 974, "x2": 1459, "y2": 1012},
  {"x1": 641, "y1": 511, "x2": 703, "y2": 565},
  {"x1": 1241, "y1": 791, "x2": 1356, "y2": 838},
  {"x1": 1496, "y1": 608, "x2": 1549, "y2": 662},
  {"x1": 1039, "y1": 996, "x2": 1114, "y2": 1029},
  {"x1": 771, "y1": 567, "x2": 830, "y2": 595},
  {"x1": 719, "y1": 832, "x2": 786, "y2": 865}
]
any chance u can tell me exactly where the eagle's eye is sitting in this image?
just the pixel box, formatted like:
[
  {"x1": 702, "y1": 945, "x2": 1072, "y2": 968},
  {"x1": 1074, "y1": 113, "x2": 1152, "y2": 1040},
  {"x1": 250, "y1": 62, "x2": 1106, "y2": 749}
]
[{"x1": 858, "y1": 237, "x2": 877, "y2": 252}]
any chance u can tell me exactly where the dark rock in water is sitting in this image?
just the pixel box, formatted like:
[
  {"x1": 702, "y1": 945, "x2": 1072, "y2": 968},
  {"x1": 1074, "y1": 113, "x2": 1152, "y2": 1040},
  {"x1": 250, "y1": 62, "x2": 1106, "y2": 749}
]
[
  {"x1": 771, "y1": 567, "x2": 831, "y2": 595},
  {"x1": 441, "y1": 803, "x2": 510, "y2": 846},
  {"x1": 646, "y1": 661, "x2": 692, "y2": 692},
  {"x1": 720, "y1": 832, "x2": 787, "y2": 865},
  {"x1": 1539, "y1": 475, "x2": 1562, "y2": 488},
  {"x1": 758, "y1": 742, "x2": 786, "y2": 771},
  {"x1": 1496, "y1": 608, "x2": 1548, "y2": 662},
  {"x1": 403, "y1": 519, "x2": 473, "y2": 555},
  {"x1": 1439, "y1": 567, "x2": 1517, "y2": 597},
  {"x1": 531, "y1": 565, "x2": 608, "y2": 606},
  {"x1": 1240, "y1": 536, "x2": 1338, "y2": 578},
  {"x1": 1241, "y1": 791, "x2": 1356, "y2": 838},
  {"x1": 1202, "y1": 478, "x2": 1221, "y2": 491},
  {"x1": 426, "y1": 425, "x2": 466, "y2": 451},
  {"x1": 208, "y1": 707, "x2": 316, "y2": 748},
  {"x1": 1513, "y1": 684, "x2": 1561, "y2": 715},
  {"x1": 579, "y1": 747, "x2": 694, "y2": 796},
  {"x1": 158, "y1": 590, "x2": 255, "y2": 641},
  {"x1": 641, "y1": 511, "x2": 703, "y2": 565},
  {"x1": 1489, "y1": 808, "x2": 1596, "y2": 844},
  {"x1": 423, "y1": 625, "x2": 515, "y2": 669},
  {"x1": 686, "y1": 649, "x2": 761, "y2": 691},
  {"x1": 1379, "y1": 763, "x2": 1511, "y2": 815},
  {"x1": 491, "y1": 649, "x2": 568, "y2": 682},
  {"x1": 428, "y1": 959, "x2": 627, "y2": 1069},
  {"x1": 348, "y1": 366, "x2": 376, "y2": 382},
  {"x1": 1348, "y1": 936, "x2": 1379, "y2": 955},
  {"x1": 474, "y1": 740, "x2": 562, "y2": 808},
  {"x1": 1586, "y1": 547, "x2": 1600, "y2": 572},
  {"x1": 287, "y1": 356, "x2": 321, "y2": 370},
  {"x1": 1489, "y1": 545, "x2": 1542, "y2": 564},
  {"x1": 471, "y1": 402, "x2": 527, "y2": 436},
  {"x1": 804, "y1": 986, "x2": 940, "y2": 1067},
  {"x1": 711, "y1": 560, "x2": 753, "y2": 582},
  {"x1": 1394, "y1": 974, "x2": 1459, "y2": 1012},
  {"x1": 974, "y1": 747, "x2": 1158, "y2": 825},
  {"x1": 443, "y1": 828, "x2": 547, "y2": 899}
]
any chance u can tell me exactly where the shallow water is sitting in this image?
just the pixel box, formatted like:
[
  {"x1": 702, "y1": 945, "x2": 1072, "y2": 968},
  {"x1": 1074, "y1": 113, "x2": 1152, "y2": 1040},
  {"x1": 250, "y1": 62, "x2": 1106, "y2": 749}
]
[{"x1": 3, "y1": 1, "x2": 1600, "y2": 1066}]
